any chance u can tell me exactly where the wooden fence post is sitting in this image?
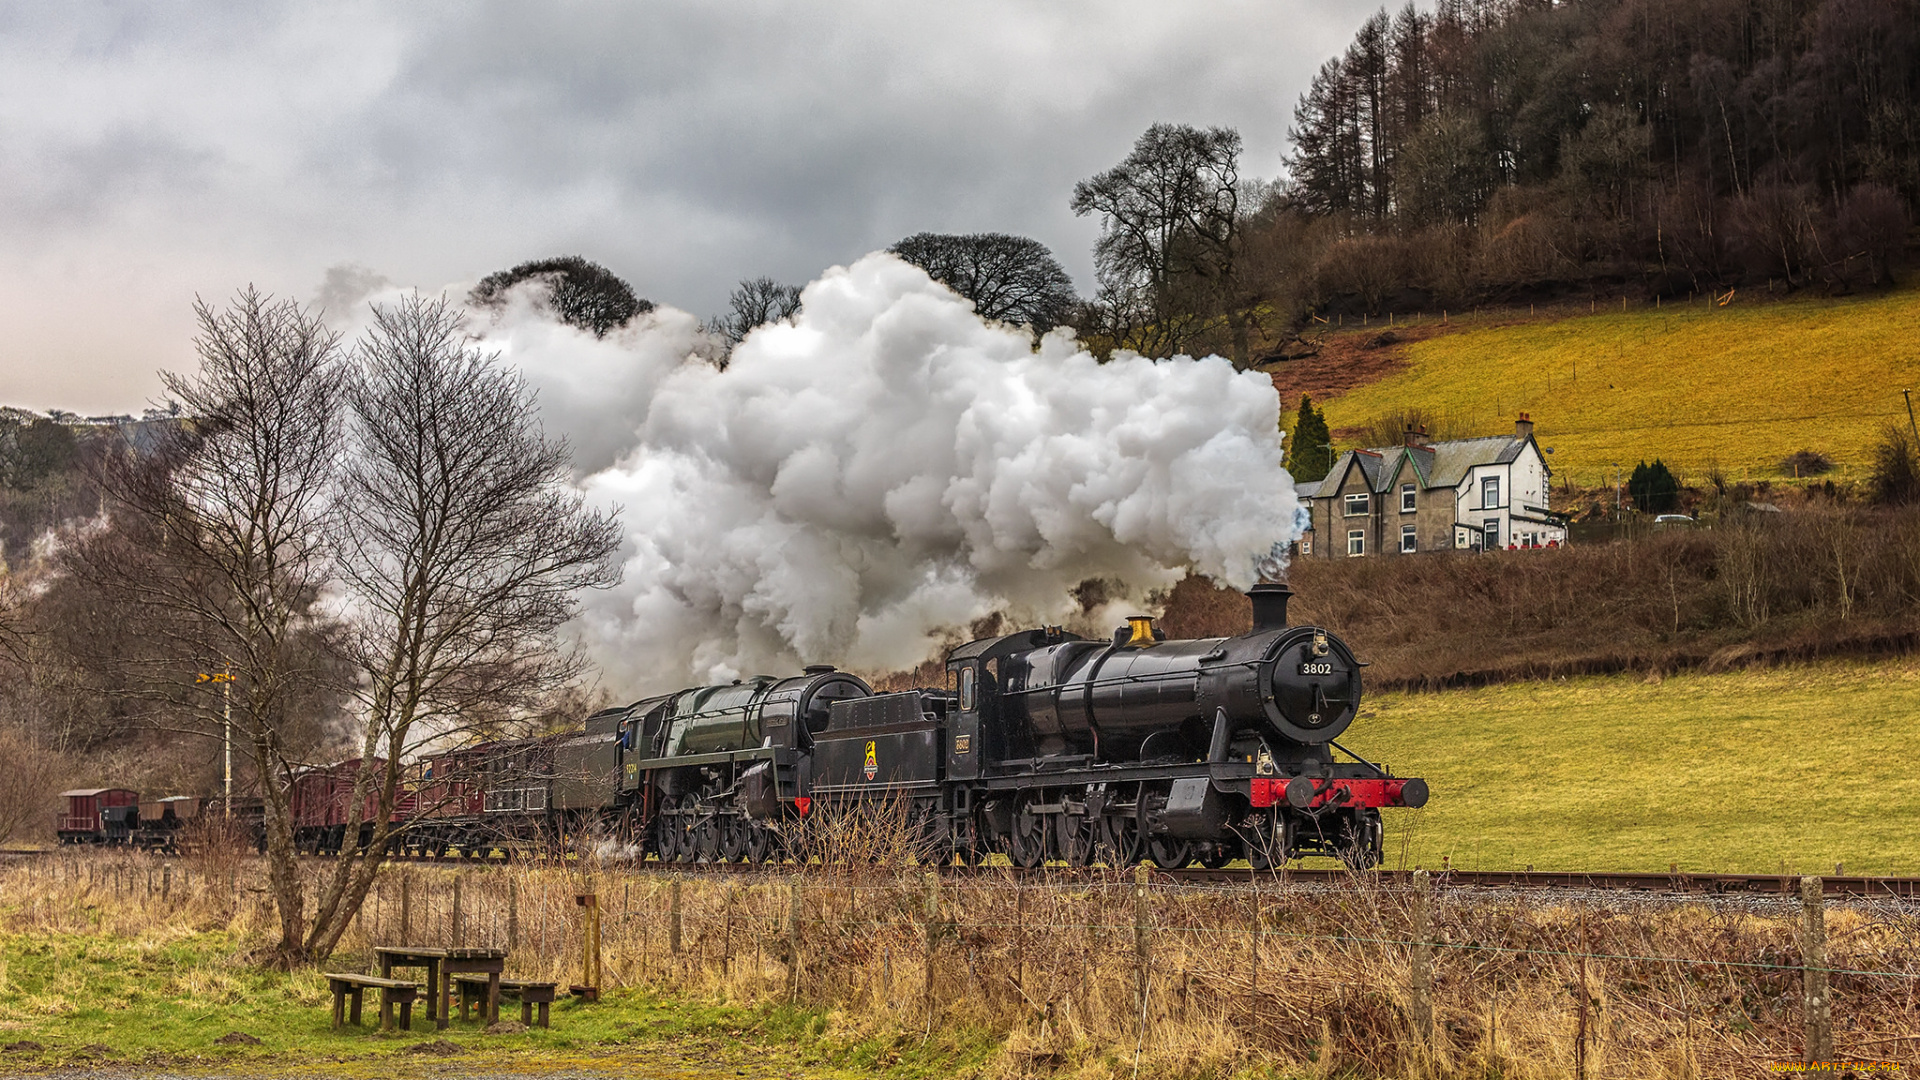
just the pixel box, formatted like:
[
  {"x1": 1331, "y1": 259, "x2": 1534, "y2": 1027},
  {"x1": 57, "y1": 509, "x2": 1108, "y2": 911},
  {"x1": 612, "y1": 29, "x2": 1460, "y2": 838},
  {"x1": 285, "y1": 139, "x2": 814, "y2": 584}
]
[
  {"x1": 669, "y1": 876, "x2": 683, "y2": 957},
  {"x1": 452, "y1": 875, "x2": 464, "y2": 947},
  {"x1": 399, "y1": 872, "x2": 411, "y2": 947},
  {"x1": 788, "y1": 879, "x2": 803, "y2": 1003},
  {"x1": 1133, "y1": 865, "x2": 1152, "y2": 1012},
  {"x1": 923, "y1": 871, "x2": 941, "y2": 1021},
  {"x1": 574, "y1": 893, "x2": 601, "y2": 998},
  {"x1": 1802, "y1": 876, "x2": 1832, "y2": 1062},
  {"x1": 1410, "y1": 869, "x2": 1433, "y2": 1052},
  {"x1": 508, "y1": 879, "x2": 519, "y2": 952},
  {"x1": 1247, "y1": 876, "x2": 1261, "y2": 1037}
]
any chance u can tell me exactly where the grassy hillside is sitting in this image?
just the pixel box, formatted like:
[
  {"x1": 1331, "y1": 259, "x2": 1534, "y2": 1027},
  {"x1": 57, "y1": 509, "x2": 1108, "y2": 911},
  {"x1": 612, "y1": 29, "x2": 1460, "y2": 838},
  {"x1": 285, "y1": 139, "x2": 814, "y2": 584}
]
[
  {"x1": 1306, "y1": 287, "x2": 1920, "y2": 486},
  {"x1": 1363, "y1": 657, "x2": 1920, "y2": 875}
]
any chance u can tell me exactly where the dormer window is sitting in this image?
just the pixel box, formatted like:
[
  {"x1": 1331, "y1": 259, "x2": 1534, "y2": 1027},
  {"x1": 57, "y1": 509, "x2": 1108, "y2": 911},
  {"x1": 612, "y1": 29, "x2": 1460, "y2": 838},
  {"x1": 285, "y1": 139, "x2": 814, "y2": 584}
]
[
  {"x1": 1401, "y1": 483, "x2": 1416, "y2": 512},
  {"x1": 1344, "y1": 492, "x2": 1370, "y2": 516}
]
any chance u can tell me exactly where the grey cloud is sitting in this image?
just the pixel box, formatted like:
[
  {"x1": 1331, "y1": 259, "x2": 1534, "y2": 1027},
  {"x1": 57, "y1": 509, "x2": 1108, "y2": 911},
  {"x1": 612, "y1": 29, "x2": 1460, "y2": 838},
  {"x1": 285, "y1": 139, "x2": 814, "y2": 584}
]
[{"x1": 0, "y1": 0, "x2": 1386, "y2": 413}]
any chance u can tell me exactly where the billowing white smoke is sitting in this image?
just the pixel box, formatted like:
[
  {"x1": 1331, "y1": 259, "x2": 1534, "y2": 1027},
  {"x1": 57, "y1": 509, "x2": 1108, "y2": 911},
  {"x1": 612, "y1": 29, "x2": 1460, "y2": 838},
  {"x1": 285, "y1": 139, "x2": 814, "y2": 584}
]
[{"x1": 481, "y1": 253, "x2": 1302, "y2": 694}]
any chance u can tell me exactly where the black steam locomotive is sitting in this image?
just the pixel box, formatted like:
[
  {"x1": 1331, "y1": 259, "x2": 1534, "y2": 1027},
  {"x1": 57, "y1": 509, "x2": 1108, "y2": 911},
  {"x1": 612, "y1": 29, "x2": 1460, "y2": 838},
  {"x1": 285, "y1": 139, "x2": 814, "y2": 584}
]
[
  {"x1": 271, "y1": 581, "x2": 1422, "y2": 868},
  {"x1": 623, "y1": 581, "x2": 1424, "y2": 869}
]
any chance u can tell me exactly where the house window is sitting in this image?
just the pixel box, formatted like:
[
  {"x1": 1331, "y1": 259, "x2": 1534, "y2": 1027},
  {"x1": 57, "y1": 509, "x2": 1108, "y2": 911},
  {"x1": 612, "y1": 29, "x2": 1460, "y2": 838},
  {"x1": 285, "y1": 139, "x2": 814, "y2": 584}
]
[
  {"x1": 1401, "y1": 524, "x2": 1417, "y2": 553},
  {"x1": 1300, "y1": 532, "x2": 1313, "y2": 556},
  {"x1": 1347, "y1": 530, "x2": 1364, "y2": 556},
  {"x1": 1401, "y1": 484, "x2": 1416, "y2": 513},
  {"x1": 1344, "y1": 492, "x2": 1370, "y2": 516},
  {"x1": 1483, "y1": 519, "x2": 1499, "y2": 549},
  {"x1": 1481, "y1": 475, "x2": 1500, "y2": 509}
]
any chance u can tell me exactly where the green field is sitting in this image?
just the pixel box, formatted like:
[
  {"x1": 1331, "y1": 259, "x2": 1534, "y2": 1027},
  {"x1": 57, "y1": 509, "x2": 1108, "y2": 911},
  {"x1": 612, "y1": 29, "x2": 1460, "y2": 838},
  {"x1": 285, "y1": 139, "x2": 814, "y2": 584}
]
[
  {"x1": 1364, "y1": 657, "x2": 1920, "y2": 875},
  {"x1": 1316, "y1": 287, "x2": 1920, "y2": 486}
]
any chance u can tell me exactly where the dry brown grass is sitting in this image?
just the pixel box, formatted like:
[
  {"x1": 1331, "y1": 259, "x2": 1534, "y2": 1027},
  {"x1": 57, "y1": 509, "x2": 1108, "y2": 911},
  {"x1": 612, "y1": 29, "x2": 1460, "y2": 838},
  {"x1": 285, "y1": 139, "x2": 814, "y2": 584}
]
[
  {"x1": 6, "y1": 847, "x2": 1920, "y2": 1076},
  {"x1": 1159, "y1": 506, "x2": 1920, "y2": 691}
]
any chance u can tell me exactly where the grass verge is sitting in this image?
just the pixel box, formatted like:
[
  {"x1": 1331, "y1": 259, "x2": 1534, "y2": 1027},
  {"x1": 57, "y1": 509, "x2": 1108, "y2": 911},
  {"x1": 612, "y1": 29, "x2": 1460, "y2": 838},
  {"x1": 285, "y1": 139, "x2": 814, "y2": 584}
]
[{"x1": 1365, "y1": 656, "x2": 1920, "y2": 874}]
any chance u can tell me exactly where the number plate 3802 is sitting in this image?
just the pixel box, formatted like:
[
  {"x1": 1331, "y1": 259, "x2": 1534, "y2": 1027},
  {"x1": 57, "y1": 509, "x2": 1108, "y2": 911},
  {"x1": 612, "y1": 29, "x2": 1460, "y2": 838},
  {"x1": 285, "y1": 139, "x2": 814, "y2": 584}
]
[{"x1": 1298, "y1": 662, "x2": 1335, "y2": 676}]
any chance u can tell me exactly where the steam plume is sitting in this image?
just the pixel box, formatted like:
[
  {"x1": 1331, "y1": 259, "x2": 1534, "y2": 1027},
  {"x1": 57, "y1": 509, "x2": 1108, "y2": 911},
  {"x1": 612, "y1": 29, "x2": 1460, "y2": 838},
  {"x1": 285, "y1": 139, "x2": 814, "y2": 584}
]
[{"x1": 483, "y1": 253, "x2": 1302, "y2": 693}]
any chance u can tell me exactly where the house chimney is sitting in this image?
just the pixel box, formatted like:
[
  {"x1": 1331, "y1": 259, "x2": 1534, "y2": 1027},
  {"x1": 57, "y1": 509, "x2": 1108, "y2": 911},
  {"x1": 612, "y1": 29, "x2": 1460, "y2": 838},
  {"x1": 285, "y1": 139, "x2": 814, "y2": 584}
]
[
  {"x1": 1515, "y1": 412, "x2": 1534, "y2": 441},
  {"x1": 1247, "y1": 581, "x2": 1293, "y2": 632},
  {"x1": 1404, "y1": 424, "x2": 1429, "y2": 448}
]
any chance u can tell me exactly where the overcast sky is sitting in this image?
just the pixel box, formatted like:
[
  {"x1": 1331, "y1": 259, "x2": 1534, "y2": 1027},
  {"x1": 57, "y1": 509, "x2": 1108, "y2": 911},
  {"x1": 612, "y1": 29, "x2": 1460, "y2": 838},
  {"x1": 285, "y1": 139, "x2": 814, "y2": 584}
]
[{"x1": 0, "y1": 1, "x2": 1385, "y2": 415}]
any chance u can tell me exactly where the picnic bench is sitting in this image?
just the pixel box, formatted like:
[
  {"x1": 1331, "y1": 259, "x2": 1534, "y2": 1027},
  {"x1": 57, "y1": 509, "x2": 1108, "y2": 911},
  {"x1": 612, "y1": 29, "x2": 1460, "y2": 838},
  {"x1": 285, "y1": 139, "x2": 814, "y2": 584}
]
[
  {"x1": 373, "y1": 946, "x2": 447, "y2": 1024},
  {"x1": 454, "y1": 975, "x2": 559, "y2": 1028},
  {"x1": 438, "y1": 947, "x2": 508, "y2": 1028},
  {"x1": 324, "y1": 972, "x2": 422, "y2": 1032}
]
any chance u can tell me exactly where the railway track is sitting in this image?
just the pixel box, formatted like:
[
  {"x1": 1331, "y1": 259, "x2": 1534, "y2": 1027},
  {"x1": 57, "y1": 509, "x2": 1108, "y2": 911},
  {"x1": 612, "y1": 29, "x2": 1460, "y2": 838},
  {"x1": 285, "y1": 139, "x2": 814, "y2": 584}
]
[{"x1": 32, "y1": 846, "x2": 1920, "y2": 898}]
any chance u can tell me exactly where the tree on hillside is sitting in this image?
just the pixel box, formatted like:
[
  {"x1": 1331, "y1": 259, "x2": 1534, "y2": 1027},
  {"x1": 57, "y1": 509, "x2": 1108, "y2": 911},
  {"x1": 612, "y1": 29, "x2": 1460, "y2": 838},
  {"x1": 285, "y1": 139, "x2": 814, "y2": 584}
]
[
  {"x1": 1289, "y1": 396, "x2": 1334, "y2": 482},
  {"x1": 300, "y1": 295, "x2": 622, "y2": 961},
  {"x1": 714, "y1": 276, "x2": 803, "y2": 344},
  {"x1": 0, "y1": 416, "x2": 77, "y2": 491},
  {"x1": 889, "y1": 232, "x2": 1077, "y2": 333},
  {"x1": 1629, "y1": 460, "x2": 1681, "y2": 514},
  {"x1": 470, "y1": 255, "x2": 652, "y2": 337},
  {"x1": 1071, "y1": 124, "x2": 1249, "y2": 364}
]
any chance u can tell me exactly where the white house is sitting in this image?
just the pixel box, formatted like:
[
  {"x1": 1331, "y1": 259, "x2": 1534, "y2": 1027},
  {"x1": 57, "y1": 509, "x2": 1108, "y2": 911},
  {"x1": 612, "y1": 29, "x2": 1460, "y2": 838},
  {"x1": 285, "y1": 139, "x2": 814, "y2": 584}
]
[{"x1": 1293, "y1": 414, "x2": 1566, "y2": 559}]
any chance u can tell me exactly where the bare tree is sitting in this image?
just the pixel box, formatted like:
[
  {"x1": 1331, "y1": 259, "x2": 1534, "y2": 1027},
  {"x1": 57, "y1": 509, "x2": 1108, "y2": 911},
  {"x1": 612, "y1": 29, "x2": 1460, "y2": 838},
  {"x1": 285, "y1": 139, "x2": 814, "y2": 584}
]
[
  {"x1": 301, "y1": 294, "x2": 621, "y2": 960},
  {"x1": 0, "y1": 722, "x2": 66, "y2": 845},
  {"x1": 61, "y1": 287, "x2": 347, "y2": 964},
  {"x1": 1071, "y1": 124, "x2": 1247, "y2": 364},
  {"x1": 888, "y1": 232, "x2": 1077, "y2": 333},
  {"x1": 714, "y1": 276, "x2": 803, "y2": 344}
]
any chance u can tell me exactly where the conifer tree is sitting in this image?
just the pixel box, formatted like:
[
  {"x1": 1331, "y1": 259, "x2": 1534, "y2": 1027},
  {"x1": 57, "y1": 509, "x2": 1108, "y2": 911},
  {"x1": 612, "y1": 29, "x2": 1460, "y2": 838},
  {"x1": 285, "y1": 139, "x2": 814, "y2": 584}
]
[{"x1": 1290, "y1": 396, "x2": 1334, "y2": 482}]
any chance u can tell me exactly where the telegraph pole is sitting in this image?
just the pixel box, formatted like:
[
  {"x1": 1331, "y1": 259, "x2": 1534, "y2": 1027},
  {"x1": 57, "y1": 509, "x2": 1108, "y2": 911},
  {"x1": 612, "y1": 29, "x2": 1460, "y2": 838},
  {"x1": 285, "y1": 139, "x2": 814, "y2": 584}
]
[{"x1": 1904, "y1": 389, "x2": 1918, "y2": 444}]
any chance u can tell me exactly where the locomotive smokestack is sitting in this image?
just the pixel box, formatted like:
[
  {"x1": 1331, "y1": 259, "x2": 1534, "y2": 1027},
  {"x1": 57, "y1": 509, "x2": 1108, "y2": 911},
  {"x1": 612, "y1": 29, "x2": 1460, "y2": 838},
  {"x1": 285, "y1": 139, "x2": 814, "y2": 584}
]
[{"x1": 1247, "y1": 581, "x2": 1293, "y2": 632}]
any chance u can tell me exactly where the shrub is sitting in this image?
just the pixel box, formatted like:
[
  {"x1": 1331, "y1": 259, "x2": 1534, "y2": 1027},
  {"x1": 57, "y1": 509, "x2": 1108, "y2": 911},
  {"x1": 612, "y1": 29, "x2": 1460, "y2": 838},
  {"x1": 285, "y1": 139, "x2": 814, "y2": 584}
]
[
  {"x1": 1869, "y1": 424, "x2": 1920, "y2": 506},
  {"x1": 1779, "y1": 449, "x2": 1834, "y2": 477},
  {"x1": 1628, "y1": 460, "x2": 1681, "y2": 513}
]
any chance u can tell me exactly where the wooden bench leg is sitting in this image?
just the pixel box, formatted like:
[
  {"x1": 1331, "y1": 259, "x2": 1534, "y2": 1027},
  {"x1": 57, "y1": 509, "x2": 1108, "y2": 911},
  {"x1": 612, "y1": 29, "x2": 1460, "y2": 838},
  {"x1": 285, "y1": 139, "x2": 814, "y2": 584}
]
[
  {"x1": 521, "y1": 999, "x2": 532, "y2": 1026},
  {"x1": 536, "y1": 1001, "x2": 549, "y2": 1028},
  {"x1": 331, "y1": 985, "x2": 346, "y2": 1030},
  {"x1": 399, "y1": 998, "x2": 413, "y2": 1031},
  {"x1": 348, "y1": 986, "x2": 364, "y2": 1027},
  {"x1": 488, "y1": 975, "x2": 501, "y2": 1026}
]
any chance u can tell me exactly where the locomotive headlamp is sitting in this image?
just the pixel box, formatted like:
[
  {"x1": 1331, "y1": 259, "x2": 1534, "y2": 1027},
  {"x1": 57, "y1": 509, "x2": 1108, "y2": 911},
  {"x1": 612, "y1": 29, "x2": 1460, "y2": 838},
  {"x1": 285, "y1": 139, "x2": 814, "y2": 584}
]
[{"x1": 1311, "y1": 632, "x2": 1329, "y2": 657}]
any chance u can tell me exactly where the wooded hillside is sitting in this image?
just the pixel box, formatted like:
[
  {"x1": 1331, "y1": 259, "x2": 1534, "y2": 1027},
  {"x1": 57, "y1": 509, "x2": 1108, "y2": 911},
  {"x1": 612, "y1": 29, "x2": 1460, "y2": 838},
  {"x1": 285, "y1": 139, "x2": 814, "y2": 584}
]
[{"x1": 1277, "y1": 0, "x2": 1917, "y2": 310}]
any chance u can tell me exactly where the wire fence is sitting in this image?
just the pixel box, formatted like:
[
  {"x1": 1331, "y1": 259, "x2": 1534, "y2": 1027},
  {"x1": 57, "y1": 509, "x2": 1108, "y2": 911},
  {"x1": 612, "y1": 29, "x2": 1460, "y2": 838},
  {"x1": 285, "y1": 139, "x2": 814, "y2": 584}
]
[{"x1": 11, "y1": 849, "x2": 1919, "y2": 1078}]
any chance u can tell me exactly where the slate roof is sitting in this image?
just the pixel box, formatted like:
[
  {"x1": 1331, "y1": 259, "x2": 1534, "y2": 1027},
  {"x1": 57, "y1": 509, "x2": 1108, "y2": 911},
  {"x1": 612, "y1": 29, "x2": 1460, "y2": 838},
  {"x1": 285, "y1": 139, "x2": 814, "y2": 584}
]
[{"x1": 1297, "y1": 433, "x2": 1536, "y2": 497}]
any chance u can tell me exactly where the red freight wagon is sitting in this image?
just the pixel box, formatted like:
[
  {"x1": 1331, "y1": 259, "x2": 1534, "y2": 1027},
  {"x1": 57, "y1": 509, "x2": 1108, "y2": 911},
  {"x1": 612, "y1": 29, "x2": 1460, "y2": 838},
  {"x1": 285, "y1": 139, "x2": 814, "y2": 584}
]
[
  {"x1": 290, "y1": 759, "x2": 406, "y2": 855},
  {"x1": 56, "y1": 788, "x2": 139, "y2": 845}
]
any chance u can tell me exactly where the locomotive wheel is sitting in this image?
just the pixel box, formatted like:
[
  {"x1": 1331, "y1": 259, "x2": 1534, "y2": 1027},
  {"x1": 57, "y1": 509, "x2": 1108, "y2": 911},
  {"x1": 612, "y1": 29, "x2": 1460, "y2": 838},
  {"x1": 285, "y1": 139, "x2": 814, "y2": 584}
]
[
  {"x1": 1244, "y1": 815, "x2": 1282, "y2": 871},
  {"x1": 719, "y1": 815, "x2": 749, "y2": 862},
  {"x1": 1147, "y1": 836, "x2": 1194, "y2": 869},
  {"x1": 1008, "y1": 795, "x2": 1048, "y2": 869},
  {"x1": 745, "y1": 821, "x2": 774, "y2": 864},
  {"x1": 1337, "y1": 813, "x2": 1383, "y2": 871},
  {"x1": 693, "y1": 815, "x2": 721, "y2": 862},
  {"x1": 1097, "y1": 813, "x2": 1142, "y2": 868},
  {"x1": 1055, "y1": 814, "x2": 1093, "y2": 867}
]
